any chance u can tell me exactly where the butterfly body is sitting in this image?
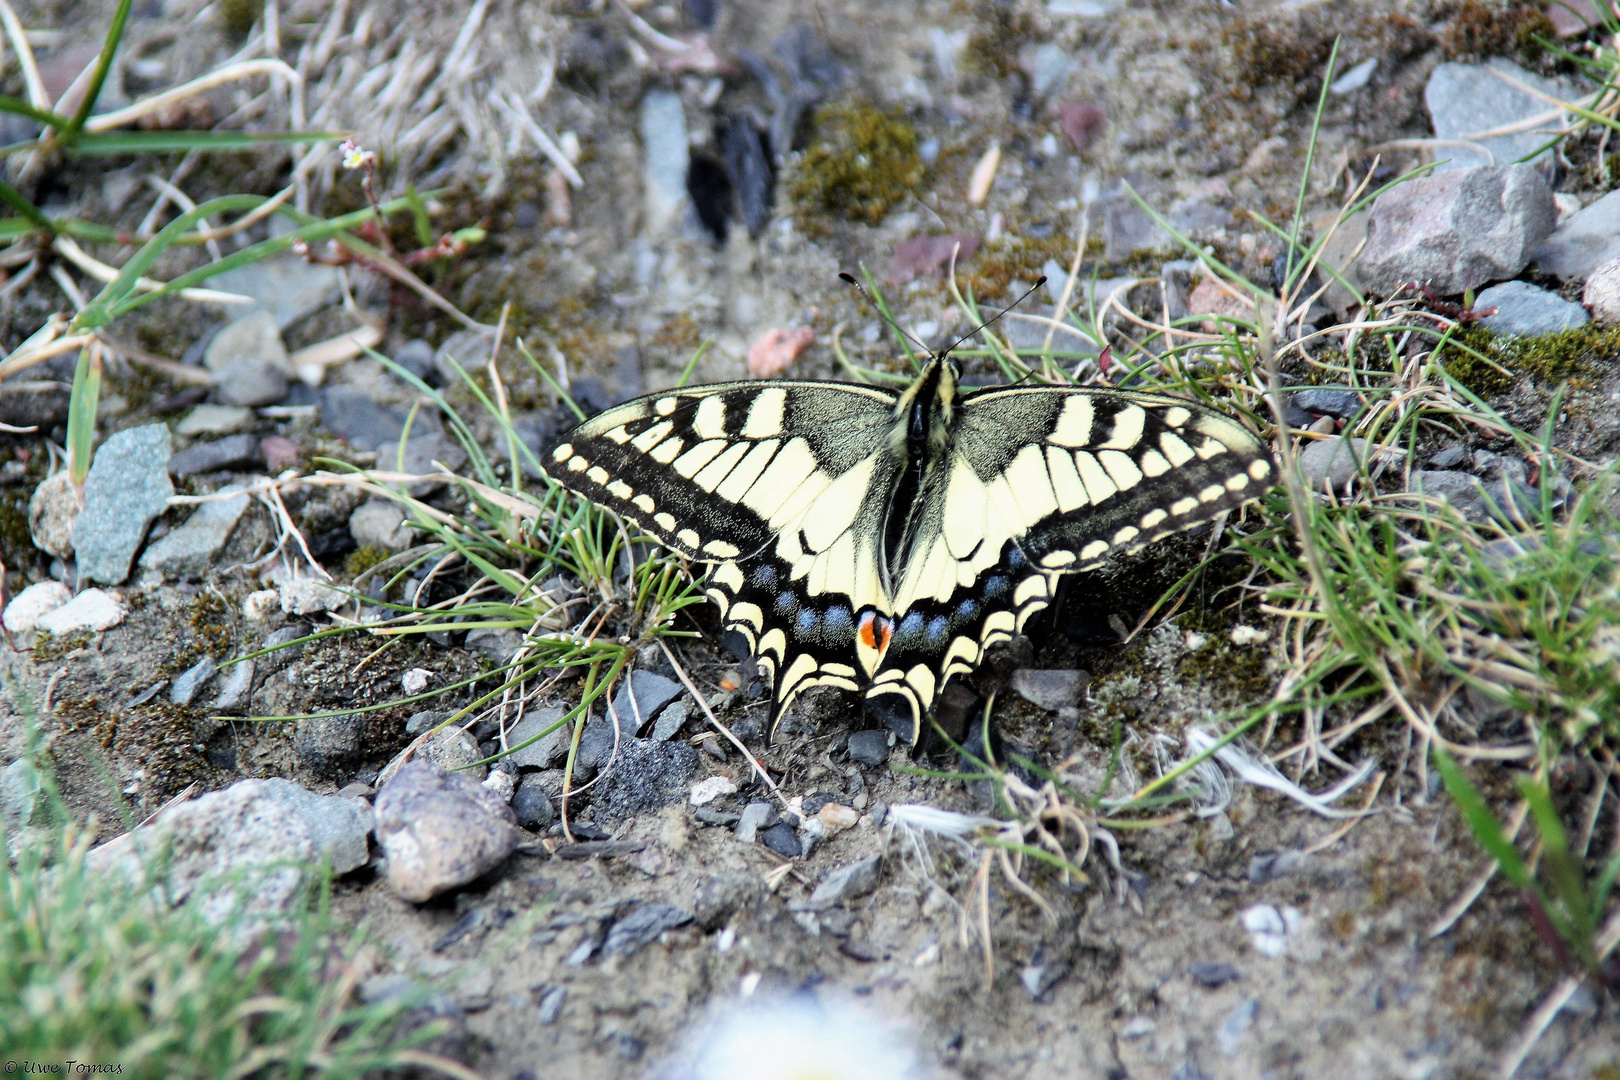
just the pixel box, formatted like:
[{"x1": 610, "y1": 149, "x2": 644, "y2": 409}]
[{"x1": 545, "y1": 356, "x2": 1273, "y2": 743}]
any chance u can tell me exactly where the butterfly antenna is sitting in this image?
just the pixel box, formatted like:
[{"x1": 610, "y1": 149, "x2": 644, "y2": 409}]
[
  {"x1": 940, "y1": 275, "x2": 1048, "y2": 357},
  {"x1": 838, "y1": 271, "x2": 934, "y2": 356}
]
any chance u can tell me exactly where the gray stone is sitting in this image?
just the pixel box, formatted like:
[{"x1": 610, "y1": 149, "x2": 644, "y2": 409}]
[
  {"x1": 1010, "y1": 669, "x2": 1088, "y2": 711},
  {"x1": 761, "y1": 821, "x2": 800, "y2": 857},
  {"x1": 73, "y1": 423, "x2": 173, "y2": 585},
  {"x1": 1100, "y1": 194, "x2": 1171, "y2": 259},
  {"x1": 1020, "y1": 957, "x2": 1069, "y2": 1000},
  {"x1": 465, "y1": 627, "x2": 524, "y2": 665},
  {"x1": 211, "y1": 659, "x2": 254, "y2": 715},
  {"x1": 205, "y1": 309, "x2": 290, "y2": 408},
  {"x1": 651, "y1": 699, "x2": 689, "y2": 741},
  {"x1": 393, "y1": 432, "x2": 468, "y2": 495},
  {"x1": 806, "y1": 854, "x2": 883, "y2": 910},
  {"x1": 512, "y1": 777, "x2": 555, "y2": 830},
  {"x1": 576, "y1": 712, "x2": 628, "y2": 773},
  {"x1": 1534, "y1": 190, "x2": 1620, "y2": 280},
  {"x1": 1426, "y1": 59, "x2": 1577, "y2": 173},
  {"x1": 294, "y1": 713, "x2": 365, "y2": 779},
  {"x1": 258, "y1": 625, "x2": 307, "y2": 671},
  {"x1": 349, "y1": 499, "x2": 413, "y2": 552},
  {"x1": 1312, "y1": 209, "x2": 1369, "y2": 316},
  {"x1": 88, "y1": 777, "x2": 371, "y2": 924},
  {"x1": 735, "y1": 801, "x2": 779, "y2": 844},
  {"x1": 1299, "y1": 436, "x2": 1370, "y2": 491},
  {"x1": 320, "y1": 386, "x2": 418, "y2": 451},
  {"x1": 1428, "y1": 445, "x2": 1468, "y2": 469},
  {"x1": 1218, "y1": 998, "x2": 1259, "y2": 1057},
  {"x1": 374, "y1": 759, "x2": 519, "y2": 903},
  {"x1": 1330, "y1": 57, "x2": 1378, "y2": 94},
  {"x1": 170, "y1": 655, "x2": 219, "y2": 705},
  {"x1": 603, "y1": 902, "x2": 693, "y2": 958},
  {"x1": 209, "y1": 255, "x2": 343, "y2": 329},
  {"x1": 1248, "y1": 849, "x2": 1306, "y2": 884},
  {"x1": 36, "y1": 589, "x2": 125, "y2": 635},
  {"x1": 592, "y1": 738, "x2": 699, "y2": 827},
  {"x1": 432, "y1": 328, "x2": 496, "y2": 385},
  {"x1": 1583, "y1": 256, "x2": 1620, "y2": 323},
  {"x1": 1023, "y1": 41, "x2": 1075, "y2": 99},
  {"x1": 1189, "y1": 961, "x2": 1244, "y2": 987},
  {"x1": 168, "y1": 433, "x2": 261, "y2": 477},
  {"x1": 138, "y1": 484, "x2": 251, "y2": 578},
  {"x1": 174, "y1": 405, "x2": 251, "y2": 437},
  {"x1": 392, "y1": 338, "x2": 435, "y2": 383},
  {"x1": 2, "y1": 581, "x2": 69, "y2": 634},
  {"x1": 1, "y1": 757, "x2": 40, "y2": 832},
  {"x1": 1475, "y1": 280, "x2": 1589, "y2": 336},
  {"x1": 609, "y1": 670, "x2": 685, "y2": 734},
  {"x1": 506, "y1": 708, "x2": 569, "y2": 768},
  {"x1": 847, "y1": 729, "x2": 892, "y2": 767},
  {"x1": 1411, "y1": 470, "x2": 1537, "y2": 521},
  {"x1": 418, "y1": 727, "x2": 484, "y2": 778},
  {"x1": 1290, "y1": 389, "x2": 1361, "y2": 420},
  {"x1": 536, "y1": 986, "x2": 567, "y2": 1024},
  {"x1": 640, "y1": 89, "x2": 689, "y2": 234},
  {"x1": 1358, "y1": 165, "x2": 1556, "y2": 296},
  {"x1": 405, "y1": 710, "x2": 450, "y2": 735},
  {"x1": 278, "y1": 577, "x2": 349, "y2": 615}
]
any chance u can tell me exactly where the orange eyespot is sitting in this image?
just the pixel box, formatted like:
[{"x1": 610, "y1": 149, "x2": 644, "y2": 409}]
[{"x1": 857, "y1": 610, "x2": 893, "y2": 653}]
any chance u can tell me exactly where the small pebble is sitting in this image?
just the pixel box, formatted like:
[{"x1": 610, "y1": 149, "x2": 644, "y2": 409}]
[
  {"x1": 1229, "y1": 625, "x2": 1266, "y2": 646},
  {"x1": 689, "y1": 775, "x2": 738, "y2": 806},
  {"x1": 260, "y1": 435, "x2": 300, "y2": 473},
  {"x1": 1583, "y1": 255, "x2": 1620, "y2": 324},
  {"x1": 968, "y1": 141, "x2": 1000, "y2": 205},
  {"x1": 746, "y1": 327, "x2": 816, "y2": 379},
  {"x1": 1242, "y1": 904, "x2": 1301, "y2": 958},
  {"x1": 846, "y1": 729, "x2": 891, "y2": 767},
  {"x1": 735, "y1": 801, "x2": 778, "y2": 843},
  {"x1": 760, "y1": 821, "x2": 800, "y2": 858},
  {"x1": 38, "y1": 588, "x2": 127, "y2": 635},
  {"x1": 2, "y1": 581, "x2": 70, "y2": 633},
  {"x1": 482, "y1": 769, "x2": 516, "y2": 803},
  {"x1": 817, "y1": 802, "x2": 859, "y2": 834},
  {"x1": 241, "y1": 589, "x2": 280, "y2": 620},
  {"x1": 401, "y1": 667, "x2": 433, "y2": 696},
  {"x1": 1188, "y1": 961, "x2": 1244, "y2": 988}
]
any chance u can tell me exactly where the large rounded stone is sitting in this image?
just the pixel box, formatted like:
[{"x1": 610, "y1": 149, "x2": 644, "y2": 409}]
[{"x1": 374, "y1": 759, "x2": 519, "y2": 903}]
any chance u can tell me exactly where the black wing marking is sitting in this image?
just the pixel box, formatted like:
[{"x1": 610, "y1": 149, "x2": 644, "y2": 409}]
[
  {"x1": 862, "y1": 388, "x2": 1273, "y2": 742},
  {"x1": 543, "y1": 380, "x2": 902, "y2": 726}
]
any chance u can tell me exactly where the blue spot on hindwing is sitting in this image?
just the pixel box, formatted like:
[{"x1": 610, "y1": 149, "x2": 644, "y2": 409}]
[
  {"x1": 796, "y1": 607, "x2": 818, "y2": 635},
  {"x1": 774, "y1": 591, "x2": 797, "y2": 618}
]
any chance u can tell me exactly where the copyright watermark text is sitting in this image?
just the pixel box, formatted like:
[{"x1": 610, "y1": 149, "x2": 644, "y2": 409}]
[{"x1": 4, "y1": 1064, "x2": 124, "y2": 1075}]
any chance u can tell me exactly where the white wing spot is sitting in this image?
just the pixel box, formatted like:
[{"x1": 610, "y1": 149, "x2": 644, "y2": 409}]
[
  {"x1": 1099, "y1": 404, "x2": 1146, "y2": 449},
  {"x1": 1138, "y1": 449, "x2": 1171, "y2": 477},
  {"x1": 1170, "y1": 496, "x2": 1199, "y2": 515},
  {"x1": 604, "y1": 426, "x2": 632, "y2": 445},
  {"x1": 1196, "y1": 438, "x2": 1226, "y2": 460},
  {"x1": 694, "y1": 396, "x2": 727, "y2": 439},
  {"x1": 586, "y1": 466, "x2": 609, "y2": 484},
  {"x1": 567, "y1": 456, "x2": 589, "y2": 472},
  {"x1": 1003, "y1": 444, "x2": 1058, "y2": 525},
  {"x1": 1014, "y1": 575, "x2": 1047, "y2": 605},
  {"x1": 678, "y1": 528, "x2": 702, "y2": 548},
  {"x1": 1098, "y1": 449, "x2": 1143, "y2": 490},
  {"x1": 1113, "y1": 525, "x2": 1140, "y2": 545},
  {"x1": 1140, "y1": 508, "x2": 1168, "y2": 529},
  {"x1": 631, "y1": 421, "x2": 673, "y2": 453},
  {"x1": 1160, "y1": 431, "x2": 1196, "y2": 467},
  {"x1": 1048, "y1": 395, "x2": 1095, "y2": 447},
  {"x1": 743, "y1": 388, "x2": 788, "y2": 438},
  {"x1": 731, "y1": 602, "x2": 764, "y2": 631},
  {"x1": 649, "y1": 437, "x2": 684, "y2": 464},
  {"x1": 1225, "y1": 473, "x2": 1250, "y2": 492},
  {"x1": 552, "y1": 443, "x2": 573, "y2": 462},
  {"x1": 607, "y1": 480, "x2": 632, "y2": 500},
  {"x1": 1072, "y1": 451, "x2": 1117, "y2": 503},
  {"x1": 1080, "y1": 540, "x2": 1109, "y2": 560},
  {"x1": 712, "y1": 560, "x2": 745, "y2": 591},
  {"x1": 1199, "y1": 484, "x2": 1225, "y2": 502},
  {"x1": 1041, "y1": 550, "x2": 1076, "y2": 568},
  {"x1": 633, "y1": 494, "x2": 655, "y2": 513},
  {"x1": 703, "y1": 539, "x2": 741, "y2": 557},
  {"x1": 1250, "y1": 459, "x2": 1272, "y2": 480},
  {"x1": 1163, "y1": 406, "x2": 1191, "y2": 428},
  {"x1": 655, "y1": 512, "x2": 677, "y2": 531},
  {"x1": 656, "y1": 397, "x2": 679, "y2": 416}
]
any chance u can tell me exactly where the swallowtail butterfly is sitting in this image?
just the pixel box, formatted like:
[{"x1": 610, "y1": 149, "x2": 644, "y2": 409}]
[{"x1": 544, "y1": 330, "x2": 1273, "y2": 744}]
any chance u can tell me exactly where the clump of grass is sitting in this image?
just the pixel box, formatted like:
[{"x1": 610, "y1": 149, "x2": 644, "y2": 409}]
[
  {"x1": 790, "y1": 100, "x2": 924, "y2": 229},
  {"x1": 0, "y1": 697, "x2": 455, "y2": 1078}
]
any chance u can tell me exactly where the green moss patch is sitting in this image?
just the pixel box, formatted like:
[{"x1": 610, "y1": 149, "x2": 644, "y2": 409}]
[
  {"x1": 790, "y1": 100, "x2": 924, "y2": 230},
  {"x1": 1440, "y1": 323, "x2": 1620, "y2": 397}
]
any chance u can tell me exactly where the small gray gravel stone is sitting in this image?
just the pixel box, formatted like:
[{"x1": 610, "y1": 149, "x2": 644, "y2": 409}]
[
  {"x1": 204, "y1": 309, "x2": 290, "y2": 407},
  {"x1": 432, "y1": 328, "x2": 496, "y2": 385},
  {"x1": 28, "y1": 472, "x2": 80, "y2": 559},
  {"x1": 609, "y1": 670, "x2": 685, "y2": 733},
  {"x1": 211, "y1": 659, "x2": 254, "y2": 715},
  {"x1": 1534, "y1": 190, "x2": 1620, "y2": 280},
  {"x1": 1358, "y1": 164, "x2": 1556, "y2": 296},
  {"x1": 174, "y1": 404, "x2": 251, "y2": 437},
  {"x1": 170, "y1": 655, "x2": 219, "y2": 705},
  {"x1": 1300, "y1": 436, "x2": 1369, "y2": 491},
  {"x1": 465, "y1": 627, "x2": 524, "y2": 665},
  {"x1": 138, "y1": 485, "x2": 250, "y2": 579},
  {"x1": 1218, "y1": 999, "x2": 1259, "y2": 1057},
  {"x1": 209, "y1": 254, "x2": 342, "y2": 329},
  {"x1": 761, "y1": 821, "x2": 800, "y2": 857},
  {"x1": 512, "y1": 778, "x2": 555, "y2": 830},
  {"x1": 258, "y1": 625, "x2": 307, "y2": 671},
  {"x1": 602, "y1": 902, "x2": 693, "y2": 958},
  {"x1": 1010, "y1": 669, "x2": 1088, "y2": 711},
  {"x1": 73, "y1": 423, "x2": 173, "y2": 584},
  {"x1": 295, "y1": 714, "x2": 365, "y2": 779},
  {"x1": 847, "y1": 729, "x2": 892, "y2": 767},
  {"x1": 1428, "y1": 445, "x2": 1468, "y2": 469},
  {"x1": 374, "y1": 760, "x2": 520, "y2": 903},
  {"x1": 1289, "y1": 388, "x2": 1361, "y2": 419},
  {"x1": 1582, "y1": 256, "x2": 1620, "y2": 323},
  {"x1": 1426, "y1": 59, "x2": 1576, "y2": 173},
  {"x1": 392, "y1": 339, "x2": 435, "y2": 383},
  {"x1": 735, "y1": 801, "x2": 779, "y2": 843},
  {"x1": 1248, "y1": 850, "x2": 1306, "y2": 884},
  {"x1": 418, "y1": 727, "x2": 484, "y2": 778},
  {"x1": 1021, "y1": 957, "x2": 1069, "y2": 1000},
  {"x1": 405, "y1": 710, "x2": 450, "y2": 735},
  {"x1": 641, "y1": 89, "x2": 689, "y2": 234},
  {"x1": 536, "y1": 986, "x2": 567, "y2": 1024},
  {"x1": 506, "y1": 707, "x2": 568, "y2": 768},
  {"x1": 650, "y1": 699, "x2": 689, "y2": 741},
  {"x1": 806, "y1": 854, "x2": 883, "y2": 910},
  {"x1": 1475, "y1": 280, "x2": 1589, "y2": 337},
  {"x1": 348, "y1": 500, "x2": 413, "y2": 552},
  {"x1": 1190, "y1": 962, "x2": 1244, "y2": 988},
  {"x1": 168, "y1": 433, "x2": 261, "y2": 477}
]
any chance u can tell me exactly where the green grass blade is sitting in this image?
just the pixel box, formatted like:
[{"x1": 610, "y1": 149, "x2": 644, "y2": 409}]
[
  {"x1": 60, "y1": 0, "x2": 133, "y2": 142},
  {"x1": 0, "y1": 95, "x2": 67, "y2": 128},
  {"x1": 65, "y1": 347, "x2": 101, "y2": 486},
  {"x1": 0, "y1": 176, "x2": 53, "y2": 233},
  {"x1": 69, "y1": 129, "x2": 342, "y2": 154},
  {"x1": 1433, "y1": 746, "x2": 1533, "y2": 889}
]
